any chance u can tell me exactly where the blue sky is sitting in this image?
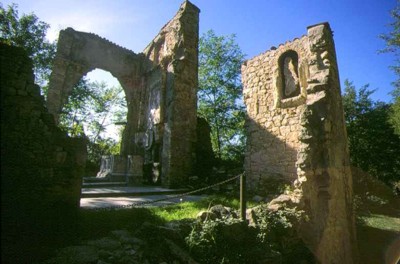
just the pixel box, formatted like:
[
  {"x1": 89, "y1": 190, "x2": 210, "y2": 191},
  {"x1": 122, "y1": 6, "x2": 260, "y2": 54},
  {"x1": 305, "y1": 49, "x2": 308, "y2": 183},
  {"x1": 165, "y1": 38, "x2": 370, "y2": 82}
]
[{"x1": 4, "y1": 0, "x2": 397, "y2": 102}]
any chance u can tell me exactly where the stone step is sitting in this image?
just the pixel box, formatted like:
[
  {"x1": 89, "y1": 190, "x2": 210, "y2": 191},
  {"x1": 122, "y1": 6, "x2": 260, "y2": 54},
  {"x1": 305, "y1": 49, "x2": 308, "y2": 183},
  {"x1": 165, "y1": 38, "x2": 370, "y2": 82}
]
[
  {"x1": 81, "y1": 186, "x2": 189, "y2": 198},
  {"x1": 82, "y1": 181, "x2": 127, "y2": 188}
]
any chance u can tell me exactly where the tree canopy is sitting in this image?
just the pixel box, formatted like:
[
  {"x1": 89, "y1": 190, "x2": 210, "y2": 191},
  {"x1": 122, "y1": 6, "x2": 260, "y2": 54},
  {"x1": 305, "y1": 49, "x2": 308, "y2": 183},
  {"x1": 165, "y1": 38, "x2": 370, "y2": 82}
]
[
  {"x1": 1, "y1": 4, "x2": 127, "y2": 173},
  {"x1": 198, "y1": 30, "x2": 246, "y2": 163},
  {"x1": 0, "y1": 3, "x2": 56, "y2": 88},
  {"x1": 380, "y1": 1, "x2": 400, "y2": 135},
  {"x1": 342, "y1": 80, "x2": 400, "y2": 187},
  {"x1": 59, "y1": 78, "x2": 127, "y2": 167}
]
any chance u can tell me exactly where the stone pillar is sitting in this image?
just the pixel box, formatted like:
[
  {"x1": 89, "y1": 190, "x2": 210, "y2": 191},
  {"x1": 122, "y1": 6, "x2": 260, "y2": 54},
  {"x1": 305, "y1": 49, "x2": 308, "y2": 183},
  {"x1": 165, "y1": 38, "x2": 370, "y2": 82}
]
[
  {"x1": 296, "y1": 23, "x2": 358, "y2": 264},
  {"x1": 142, "y1": 1, "x2": 200, "y2": 187}
]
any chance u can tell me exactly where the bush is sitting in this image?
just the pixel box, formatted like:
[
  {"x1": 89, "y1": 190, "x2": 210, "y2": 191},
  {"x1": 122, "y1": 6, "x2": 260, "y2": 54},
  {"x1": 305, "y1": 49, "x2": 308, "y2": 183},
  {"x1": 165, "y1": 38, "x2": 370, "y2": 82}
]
[
  {"x1": 256, "y1": 207, "x2": 314, "y2": 263},
  {"x1": 185, "y1": 206, "x2": 315, "y2": 264},
  {"x1": 186, "y1": 218, "x2": 262, "y2": 263}
]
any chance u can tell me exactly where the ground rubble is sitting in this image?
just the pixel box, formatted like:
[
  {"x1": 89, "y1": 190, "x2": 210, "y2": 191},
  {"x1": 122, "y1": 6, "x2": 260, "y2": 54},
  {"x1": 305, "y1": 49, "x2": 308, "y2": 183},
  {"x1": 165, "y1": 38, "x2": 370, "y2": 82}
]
[
  {"x1": 42, "y1": 220, "x2": 197, "y2": 264},
  {"x1": 41, "y1": 196, "x2": 304, "y2": 264},
  {"x1": 42, "y1": 204, "x2": 240, "y2": 264}
]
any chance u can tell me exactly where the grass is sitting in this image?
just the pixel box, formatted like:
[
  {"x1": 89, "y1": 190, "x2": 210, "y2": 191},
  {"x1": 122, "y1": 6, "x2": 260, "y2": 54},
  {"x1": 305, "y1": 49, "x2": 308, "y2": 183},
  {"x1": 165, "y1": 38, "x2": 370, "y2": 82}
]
[
  {"x1": 75, "y1": 195, "x2": 400, "y2": 264},
  {"x1": 356, "y1": 216, "x2": 400, "y2": 264},
  {"x1": 351, "y1": 168, "x2": 400, "y2": 263},
  {"x1": 149, "y1": 195, "x2": 249, "y2": 221},
  {"x1": 75, "y1": 195, "x2": 248, "y2": 240},
  {"x1": 359, "y1": 214, "x2": 400, "y2": 233},
  {"x1": 150, "y1": 201, "x2": 205, "y2": 221},
  {"x1": 7, "y1": 189, "x2": 398, "y2": 264}
]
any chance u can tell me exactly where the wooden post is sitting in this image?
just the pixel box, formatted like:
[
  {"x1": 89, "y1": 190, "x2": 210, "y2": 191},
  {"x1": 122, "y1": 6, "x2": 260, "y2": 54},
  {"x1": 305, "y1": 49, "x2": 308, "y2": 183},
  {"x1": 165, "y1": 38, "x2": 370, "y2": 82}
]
[{"x1": 240, "y1": 173, "x2": 246, "y2": 221}]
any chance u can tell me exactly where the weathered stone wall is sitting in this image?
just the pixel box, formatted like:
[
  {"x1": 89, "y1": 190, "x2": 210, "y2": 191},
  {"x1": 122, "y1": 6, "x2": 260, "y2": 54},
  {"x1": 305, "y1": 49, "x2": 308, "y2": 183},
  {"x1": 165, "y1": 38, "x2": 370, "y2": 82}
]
[
  {"x1": 47, "y1": 1, "x2": 199, "y2": 187},
  {"x1": 242, "y1": 35, "x2": 309, "y2": 193},
  {"x1": 1, "y1": 43, "x2": 87, "y2": 261},
  {"x1": 141, "y1": 1, "x2": 200, "y2": 186},
  {"x1": 242, "y1": 23, "x2": 358, "y2": 263}
]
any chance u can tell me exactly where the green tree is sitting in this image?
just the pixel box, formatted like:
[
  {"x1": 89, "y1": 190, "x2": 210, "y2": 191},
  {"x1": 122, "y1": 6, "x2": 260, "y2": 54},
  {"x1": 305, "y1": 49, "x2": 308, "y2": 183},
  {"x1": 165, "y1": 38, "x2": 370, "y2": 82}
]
[
  {"x1": 198, "y1": 30, "x2": 246, "y2": 163},
  {"x1": 380, "y1": 1, "x2": 400, "y2": 135},
  {"x1": 0, "y1": 3, "x2": 56, "y2": 88},
  {"x1": 59, "y1": 79, "x2": 127, "y2": 167},
  {"x1": 390, "y1": 87, "x2": 400, "y2": 135},
  {"x1": 0, "y1": 3, "x2": 128, "y2": 169},
  {"x1": 343, "y1": 80, "x2": 400, "y2": 186}
]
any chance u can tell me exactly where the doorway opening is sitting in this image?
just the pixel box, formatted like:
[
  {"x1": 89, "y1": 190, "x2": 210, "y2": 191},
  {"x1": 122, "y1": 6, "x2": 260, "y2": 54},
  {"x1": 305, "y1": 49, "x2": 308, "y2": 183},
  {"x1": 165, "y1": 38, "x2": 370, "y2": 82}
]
[{"x1": 58, "y1": 69, "x2": 128, "y2": 177}]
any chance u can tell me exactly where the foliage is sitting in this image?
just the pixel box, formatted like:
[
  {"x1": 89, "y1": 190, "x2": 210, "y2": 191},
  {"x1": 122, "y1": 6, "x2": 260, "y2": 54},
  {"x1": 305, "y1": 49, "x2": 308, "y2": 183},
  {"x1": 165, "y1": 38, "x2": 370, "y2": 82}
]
[
  {"x1": 198, "y1": 30, "x2": 246, "y2": 162},
  {"x1": 389, "y1": 87, "x2": 400, "y2": 135},
  {"x1": 0, "y1": 3, "x2": 56, "y2": 88},
  {"x1": 151, "y1": 196, "x2": 233, "y2": 222},
  {"x1": 255, "y1": 207, "x2": 314, "y2": 263},
  {"x1": 342, "y1": 80, "x2": 400, "y2": 186},
  {"x1": 186, "y1": 217, "x2": 263, "y2": 263},
  {"x1": 58, "y1": 79, "x2": 127, "y2": 166},
  {"x1": 185, "y1": 205, "x2": 313, "y2": 264},
  {"x1": 380, "y1": 1, "x2": 400, "y2": 135}
]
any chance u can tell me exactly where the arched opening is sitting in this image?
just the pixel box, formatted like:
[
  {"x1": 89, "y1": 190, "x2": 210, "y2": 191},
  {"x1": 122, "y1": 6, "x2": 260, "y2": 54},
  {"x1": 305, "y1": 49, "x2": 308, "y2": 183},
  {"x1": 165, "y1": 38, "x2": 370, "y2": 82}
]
[
  {"x1": 58, "y1": 68, "x2": 128, "y2": 177},
  {"x1": 48, "y1": 7, "x2": 200, "y2": 187}
]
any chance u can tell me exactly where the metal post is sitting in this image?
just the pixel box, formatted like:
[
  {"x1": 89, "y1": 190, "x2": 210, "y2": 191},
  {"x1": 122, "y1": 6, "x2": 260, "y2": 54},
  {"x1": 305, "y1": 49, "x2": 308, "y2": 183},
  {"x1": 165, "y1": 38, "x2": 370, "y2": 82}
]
[{"x1": 240, "y1": 173, "x2": 246, "y2": 221}]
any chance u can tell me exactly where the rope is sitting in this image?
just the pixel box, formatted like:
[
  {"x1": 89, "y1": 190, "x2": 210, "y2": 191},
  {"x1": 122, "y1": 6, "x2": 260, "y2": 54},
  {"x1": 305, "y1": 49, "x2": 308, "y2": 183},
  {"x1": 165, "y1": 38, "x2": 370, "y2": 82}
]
[{"x1": 84, "y1": 173, "x2": 242, "y2": 211}]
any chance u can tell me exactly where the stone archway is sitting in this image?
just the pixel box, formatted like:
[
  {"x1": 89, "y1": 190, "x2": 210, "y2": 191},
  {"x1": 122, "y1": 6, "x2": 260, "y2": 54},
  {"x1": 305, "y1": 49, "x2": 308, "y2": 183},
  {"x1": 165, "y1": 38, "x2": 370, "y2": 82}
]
[
  {"x1": 47, "y1": 27, "x2": 143, "y2": 134},
  {"x1": 47, "y1": 1, "x2": 200, "y2": 187}
]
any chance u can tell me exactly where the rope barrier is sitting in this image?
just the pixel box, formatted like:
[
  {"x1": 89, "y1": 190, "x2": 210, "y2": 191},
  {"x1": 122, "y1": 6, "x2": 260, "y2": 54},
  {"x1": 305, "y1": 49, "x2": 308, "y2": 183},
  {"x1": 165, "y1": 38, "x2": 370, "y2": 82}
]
[{"x1": 85, "y1": 173, "x2": 242, "y2": 211}]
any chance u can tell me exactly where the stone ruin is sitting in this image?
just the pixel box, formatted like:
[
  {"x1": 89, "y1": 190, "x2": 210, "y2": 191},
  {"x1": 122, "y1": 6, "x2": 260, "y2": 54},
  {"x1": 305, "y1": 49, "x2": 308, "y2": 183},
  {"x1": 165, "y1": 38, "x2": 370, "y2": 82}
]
[
  {"x1": 1, "y1": 43, "x2": 87, "y2": 261},
  {"x1": 242, "y1": 23, "x2": 357, "y2": 263},
  {"x1": 1, "y1": 0, "x2": 360, "y2": 261},
  {"x1": 47, "y1": 1, "x2": 200, "y2": 187}
]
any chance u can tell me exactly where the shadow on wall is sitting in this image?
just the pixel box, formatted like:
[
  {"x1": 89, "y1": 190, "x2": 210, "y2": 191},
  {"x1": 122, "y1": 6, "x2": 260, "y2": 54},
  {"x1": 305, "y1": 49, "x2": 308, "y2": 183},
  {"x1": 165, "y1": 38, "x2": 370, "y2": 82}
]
[
  {"x1": 1, "y1": 43, "x2": 87, "y2": 264},
  {"x1": 244, "y1": 116, "x2": 299, "y2": 197}
]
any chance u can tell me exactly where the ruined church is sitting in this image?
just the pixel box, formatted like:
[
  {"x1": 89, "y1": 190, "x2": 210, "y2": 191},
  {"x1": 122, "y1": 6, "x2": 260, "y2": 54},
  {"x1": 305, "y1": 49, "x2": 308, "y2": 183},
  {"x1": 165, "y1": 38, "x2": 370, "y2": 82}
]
[
  {"x1": 1, "y1": 1, "x2": 358, "y2": 263},
  {"x1": 47, "y1": 1, "x2": 200, "y2": 187}
]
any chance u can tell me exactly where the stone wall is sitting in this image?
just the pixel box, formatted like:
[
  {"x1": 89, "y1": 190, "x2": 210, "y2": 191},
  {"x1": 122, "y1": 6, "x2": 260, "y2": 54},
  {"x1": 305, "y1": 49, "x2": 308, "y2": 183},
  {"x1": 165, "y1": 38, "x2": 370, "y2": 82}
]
[
  {"x1": 1, "y1": 43, "x2": 87, "y2": 261},
  {"x1": 47, "y1": 1, "x2": 199, "y2": 187},
  {"x1": 242, "y1": 23, "x2": 358, "y2": 263},
  {"x1": 141, "y1": 1, "x2": 199, "y2": 186}
]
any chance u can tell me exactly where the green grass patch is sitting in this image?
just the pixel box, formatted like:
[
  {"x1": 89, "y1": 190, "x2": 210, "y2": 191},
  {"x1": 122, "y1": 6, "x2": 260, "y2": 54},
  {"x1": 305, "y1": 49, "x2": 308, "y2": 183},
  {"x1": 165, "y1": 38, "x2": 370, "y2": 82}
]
[
  {"x1": 150, "y1": 201, "x2": 203, "y2": 221},
  {"x1": 359, "y1": 214, "x2": 400, "y2": 232},
  {"x1": 150, "y1": 195, "x2": 255, "y2": 222},
  {"x1": 76, "y1": 195, "x2": 252, "y2": 238}
]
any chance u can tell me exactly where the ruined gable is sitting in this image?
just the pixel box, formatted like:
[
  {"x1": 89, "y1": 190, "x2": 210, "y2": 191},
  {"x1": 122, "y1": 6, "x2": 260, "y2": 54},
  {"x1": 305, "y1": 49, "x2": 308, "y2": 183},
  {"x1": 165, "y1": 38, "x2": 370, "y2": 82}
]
[
  {"x1": 242, "y1": 23, "x2": 358, "y2": 263},
  {"x1": 47, "y1": 1, "x2": 200, "y2": 187}
]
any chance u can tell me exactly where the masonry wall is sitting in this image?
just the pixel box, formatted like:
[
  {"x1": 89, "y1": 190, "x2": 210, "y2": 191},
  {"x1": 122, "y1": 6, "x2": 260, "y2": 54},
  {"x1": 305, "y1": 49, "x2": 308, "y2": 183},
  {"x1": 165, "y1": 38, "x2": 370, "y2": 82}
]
[
  {"x1": 242, "y1": 23, "x2": 358, "y2": 263},
  {"x1": 242, "y1": 35, "x2": 310, "y2": 193},
  {"x1": 141, "y1": 1, "x2": 200, "y2": 186},
  {"x1": 47, "y1": 1, "x2": 200, "y2": 187},
  {"x1": 1, "y1": 44, "x2": 87, "y2": 262}
]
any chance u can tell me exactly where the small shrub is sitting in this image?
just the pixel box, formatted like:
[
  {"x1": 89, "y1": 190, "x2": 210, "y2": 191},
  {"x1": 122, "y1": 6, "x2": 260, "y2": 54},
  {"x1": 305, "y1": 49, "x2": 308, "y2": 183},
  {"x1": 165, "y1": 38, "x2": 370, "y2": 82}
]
[
  {"x1": 186, "y1": 218, "x2": 262, "y2": 263},
  {"x1": 185, "y1": 206, "x2": 315, "y2": 264},
  {"x1": 256, "y1": 206, "x2": 314, "y2": 263}
]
